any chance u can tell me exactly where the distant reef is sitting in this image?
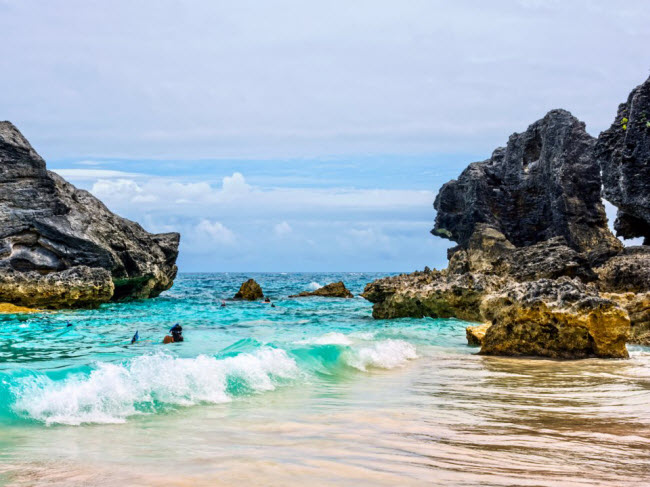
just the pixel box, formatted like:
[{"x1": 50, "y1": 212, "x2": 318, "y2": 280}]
[
  {"x1": 0, "y1": 122, "x2": 180, "y2": 309},
  {"x1": 363, "y1": 76, "x2": 650, "y2": 358}
]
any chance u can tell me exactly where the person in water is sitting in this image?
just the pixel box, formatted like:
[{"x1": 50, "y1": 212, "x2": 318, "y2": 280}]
[
  {"x1": 170, "y1": 323, "x2": 184, "y2": 342},
  {"x1": 221, "y1": 300, "x2": 226, "y2": 307},
  {"x1": 264, "y1": 297, "x2": 271, "y2": 303},
  {"x1": 163, "y1": 323, "x2": 184, "y2": 344}
]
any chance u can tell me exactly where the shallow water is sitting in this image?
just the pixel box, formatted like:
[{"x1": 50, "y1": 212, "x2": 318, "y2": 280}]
[{"x1": 1, "y1": 273, "x2": 649, "y2": 486}]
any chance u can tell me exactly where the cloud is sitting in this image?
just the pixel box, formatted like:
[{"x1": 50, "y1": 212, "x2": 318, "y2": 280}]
[
  {"x1": 273, "y1": 221, "x2": 292, "y2": 236},
  {"x1": 2, "y1": 1, "x2": 649, "y2": 159},
  {"x1": 52, "y1": 169, "x2": 145, "y2": 180},
  {"x1": 195, "y1": 220, "x2": 236, "y2": 245}
]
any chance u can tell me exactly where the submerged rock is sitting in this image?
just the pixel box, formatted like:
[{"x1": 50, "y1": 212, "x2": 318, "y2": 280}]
[
  {"x1": 0, "y1": 122, "x2": 180, "y2": 308},
  {"x1": 234, "y1": 279, "x2": 264, "y2": 300},
  {"x1": 596, "y1": 75, "x2": 650, "y2": 244},
  {"x1": 290, "y1": 281, "x2": 353, "y2": 298}
]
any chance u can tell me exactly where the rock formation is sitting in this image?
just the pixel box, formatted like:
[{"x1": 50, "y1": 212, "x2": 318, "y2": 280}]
[
  {"x1": 289, "y1": 281, "x2": 353, "y2": 298},
  {"x1": 466, "y1": 323, "x2": 489, "y2": 346},
  {"x1": 0, "y1": 122, "x2": 180, "y2": 308},
  {"x1": 234, "y1": 279, "x2": 264, "y2": 300},
  {"x1": 364, "y1": 88, "x2": 650, "y2": 357},
  {"x1": 433, "y1": 110, "x2": 621, "y2": 260},
  {"x1": 596, "y1": 76, "x2": 650, "y2": 244}
]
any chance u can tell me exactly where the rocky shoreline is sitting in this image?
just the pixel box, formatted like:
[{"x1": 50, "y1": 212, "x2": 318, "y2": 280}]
[
  {"x1": 363, "y1": 76, "x2": 650, "y2": 359},
  {"x1": 0, "y1": 122, "x2": 180, "y2": 309}
]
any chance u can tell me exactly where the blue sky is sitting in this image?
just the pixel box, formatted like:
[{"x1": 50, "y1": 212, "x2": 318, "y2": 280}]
[{"x1": 2, "y1": 0, "x2": 649, "y2": 271}]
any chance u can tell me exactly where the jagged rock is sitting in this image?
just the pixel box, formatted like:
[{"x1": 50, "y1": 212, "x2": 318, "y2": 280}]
[
  {"x1": 234, "y1": 279, "x2": 264, "y2": 300},
  {"x1": 596, "y1": 76, "x2": 650, "y2": 244},
  {"x1": 290, "y1": 281, "x2": 353, "y2": 298},
  {"x1": 432, "y1": 110, "x2": 622, "y2": 258},
  {"x1": 0, "y1": 266, "x2": 114, "y2": 309},
  {"x1": 595, "y1": 246, "x2": 650, "y2": 293},
  {"x1": 362, "y1": 270, "x2": 503, "y2": 321},
  {"x1": 0, "y1": 122, "x2": 180, "y2": 308},
  {"x1": 363, "y1": 106, "x2": 648, "y2": 359},
  {"x1": 448, "y1": 225, "x2": 595, "y2": 281},
  {"x1": 466, "y1": 323, "x2": 490, "y2": 346},
  {"x1": 595, "y1": 247, "x2": 650, "y2": 344},
  {"x1": 480, "y1": 278, "x2": 629, "y2": 359}
]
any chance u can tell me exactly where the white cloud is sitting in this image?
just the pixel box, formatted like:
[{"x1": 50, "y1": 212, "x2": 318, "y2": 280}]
[
  {"x1": 222, "y1": 172, "x2": 250, "y2": 195},
  {"x1": 273, "y1": 221, "x2": 292, "y2": 236},
  {"x1": 195, "y1": 220, "x2": 236, "y2": 245},
  {"x1": 52, "y1": 169, "x2": 144, "y2": 180}
]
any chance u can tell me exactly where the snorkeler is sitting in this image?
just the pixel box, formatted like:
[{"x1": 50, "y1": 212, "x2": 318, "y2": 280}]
[
  {"x1": 170, "y1": 323, "x2": 184, "y2": 342},
  {"x1": 163, "y1": 323, "x2": 184, "y2": 344}
]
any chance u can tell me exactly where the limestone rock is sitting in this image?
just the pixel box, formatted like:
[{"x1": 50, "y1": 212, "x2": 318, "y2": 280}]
[
  {"x1": 234, "y1": 279, "x2": 264, "y2": 300},
  {"x1": 466, "y1": 323, "x2": 490, "y2": 346},
  {"x1": 0, "y1": 122, "x2": 180, "y2": 308},
  {"x1": 596, "y1": 75, "x2": 650, "y2": 244},
  {"x1": 0, "y1": 266, "x2": 114, "y2": 309},
  {"x1": 0, "y1": 302, "x2": 40, "y2": 314},
  {"x1": 480, "y1": 278, "x2": 629, "y2": 359},
  {"x1": 290, "y1": 281, "x2": 353, "y2": 298},
  {"x1": 432, "y1": 110, "x2": 621, "y2": 257},
  {"x1": 362, "y1": 269, "x2": 503, "y2": 321}
]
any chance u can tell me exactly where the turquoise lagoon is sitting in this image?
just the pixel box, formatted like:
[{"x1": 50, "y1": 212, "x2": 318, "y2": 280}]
[{"x1": 0, "y1": 273, "x2": 649, "y2": 486}]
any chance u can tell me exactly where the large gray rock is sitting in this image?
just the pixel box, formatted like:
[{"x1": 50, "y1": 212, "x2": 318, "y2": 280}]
[
  {"x1": 0, "y1": 122, "x2": 180, "y2": 308},
  {"x1": 433, "y1": 109, "x2": 621, "y2": 259}
]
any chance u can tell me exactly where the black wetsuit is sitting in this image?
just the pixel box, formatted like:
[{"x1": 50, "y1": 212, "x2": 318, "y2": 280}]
[{"x1": 170, "y1": 324, "x2": 184, "y2": 342}]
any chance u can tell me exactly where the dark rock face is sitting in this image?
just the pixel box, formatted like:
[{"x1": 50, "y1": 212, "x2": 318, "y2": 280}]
[
  {"x1": 234, "y1": 279, "x2": 264, "y2": 300},
  {"x1": 290, "y1": 281, "x2": 353, "y2": 298},
  {"x1": 364, "y1": 101, "x2": 650, "y2": 358},
  {"x1": 0, "y1": 122, "x2": 180, "y2": 308},
  {"x1": 596, "y1": 76, "x2": 650, "y2": 244},
  {"x1": 433, "y1": 110, "x2": 621, "y2": 258}
]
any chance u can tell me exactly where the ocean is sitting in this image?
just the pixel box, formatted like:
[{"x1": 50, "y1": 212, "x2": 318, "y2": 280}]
[{"x1": 0, "y1": 272, "x2": 649, "y2": 486}]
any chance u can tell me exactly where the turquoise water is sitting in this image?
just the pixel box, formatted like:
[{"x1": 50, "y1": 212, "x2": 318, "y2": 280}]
[
  {"x1": 0, "y1": 272, "x2": 459, "y2": 426},
  {"x1": 1, "y1": 273, "x2": 650, "y2": 486}
]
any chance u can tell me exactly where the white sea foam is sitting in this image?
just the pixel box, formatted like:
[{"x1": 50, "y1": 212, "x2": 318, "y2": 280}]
[
  {"x1": 296, "y1": 332, "x2": 353, "y2": 346},
  {"x1": 342, "y1": 339, "x2": 418, "y2": 371},
  {"x1": 12, "y1": 348, "x2": 299, "y2": 426},
  {"x1": 308, "y1": 281, "x2": 323, "y2": 290}
]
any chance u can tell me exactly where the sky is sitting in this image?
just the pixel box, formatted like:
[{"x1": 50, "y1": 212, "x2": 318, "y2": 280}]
[{"x1": 1, "y1": 0, "x2": 649, "y2": 271}]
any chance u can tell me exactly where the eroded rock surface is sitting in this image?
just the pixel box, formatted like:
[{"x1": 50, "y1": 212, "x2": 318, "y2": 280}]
[
  {"x1": 234, "y1": 279, "x2": 264, "y2": 300},
  {"x1": 596, "y1": 75, "x2": 650, "y2": 244},
  {"x1": 290, "y1": 281, "x2": 353, "y2": 298},
  {"x1": 364, "y1": 97, "x2": 650, "y2": 359},
  {"x1": 480, "y1": 278, "x2": 629, "y2": 359},
  {"x1": 0, "y1": 122, "x2": 180, "y2": 308},
  {"x1": 433, "y1": 110, "x2": 621, "y2": 258}
]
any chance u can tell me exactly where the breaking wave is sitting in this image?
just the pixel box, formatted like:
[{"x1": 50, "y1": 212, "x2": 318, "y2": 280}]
[{"x1": 7, "y1": 333, "x2": 418, "y2": 425}]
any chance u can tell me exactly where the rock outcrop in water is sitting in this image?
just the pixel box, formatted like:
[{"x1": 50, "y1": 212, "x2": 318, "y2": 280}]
[
  {"x1": 0, "y1": 122, "x2": 180, "y2": 308},
  {"x1": 364, "y1": 85, "x2": 650, "y2": 357},
  {"x1": 234, "y1": 279, "x2": 264, "y2": 300},
  {"x1": 289, "y1": 281, "x2": 353, "y2": 298},
  {"x1": 596, "y1": 76, "x2": 650, "y2": 244}
]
